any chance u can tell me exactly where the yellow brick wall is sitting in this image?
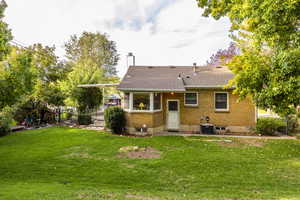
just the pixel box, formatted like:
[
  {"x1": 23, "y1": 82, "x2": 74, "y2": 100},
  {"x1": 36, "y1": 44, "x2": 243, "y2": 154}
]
[
  {"x1": 125, "y1": 90, "x2": 256, "y2": 131},
  {"x1": 125, "y1": 111, "x2": 164, "y2": 129},
  {"x1": 163, "y1": 90, "x2": 256, "y2": 127}
]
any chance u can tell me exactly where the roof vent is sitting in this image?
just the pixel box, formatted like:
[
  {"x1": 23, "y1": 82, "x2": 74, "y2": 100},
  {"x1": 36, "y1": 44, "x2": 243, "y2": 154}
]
[
  {"x1": 148, "y1": 66, "x2": 153, "y2": 69},
  {"x1": 177, "y1": 73, "x2": 182, "y2": 80},
  {"x1": 193, "y1": 63, "x2": 197, "y2": 72},
  {"x1": 169, "y1": 66, "x2": 176, "y2": 68}
]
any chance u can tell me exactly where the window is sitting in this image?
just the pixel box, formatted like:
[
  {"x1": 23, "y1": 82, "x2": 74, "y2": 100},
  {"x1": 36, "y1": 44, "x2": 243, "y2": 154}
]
[
  {"x1": 154, "y1": 93, "x2": 161, "y2": 110},
  {"x1": 168, "y1": 101, "x2": 178, "y2": 111},
  {"x1": 123, "y1": 93, "x2": 130, "y2": 109},
  {"x1": 133, "y1": 93, "x2": 150, "y2": 110},
  {"x1": 215, "y1": 92, "x2": 228, "y2": 111},
  {"x1": 184, "y1": 92, "x2": 198, "y2": 106}
]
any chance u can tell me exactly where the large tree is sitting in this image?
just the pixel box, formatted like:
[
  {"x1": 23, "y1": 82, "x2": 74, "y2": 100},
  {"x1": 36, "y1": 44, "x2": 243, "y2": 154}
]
[
  {"x1": 63, "y1": 32, "x2": 120, "y2": 120},
  {"x1": 197, "y1": 0, "x2": 300, "y2": 116},
  {"x1": 65, "y1": 32, "x2": 119, "y2": 76},
  {"x1": 0, "y1": 47, "x2": 37, "y2": 109},
  {"x1": 60, "y1": 59, "x2": 104, "y2": 113},
  {"x1": 0, "y1": 0, "x2": 12, "y2": 61}
]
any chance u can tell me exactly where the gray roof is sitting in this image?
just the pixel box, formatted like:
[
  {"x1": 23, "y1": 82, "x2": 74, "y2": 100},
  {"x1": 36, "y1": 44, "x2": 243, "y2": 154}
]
[{"x1": 118, "y1": 65, "x2": 234, "y2": 91}]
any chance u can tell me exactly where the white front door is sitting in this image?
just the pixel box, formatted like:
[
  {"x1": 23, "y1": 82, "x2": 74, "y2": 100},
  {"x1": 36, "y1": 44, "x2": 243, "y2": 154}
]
[{"x1": 167, "y1": 100, "x2": 180, "y2": 130}]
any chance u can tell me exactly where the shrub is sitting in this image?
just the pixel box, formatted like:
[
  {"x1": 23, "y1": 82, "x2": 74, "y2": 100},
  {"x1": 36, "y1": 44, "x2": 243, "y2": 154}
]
[
  {"x1": 104, "y1": 106, "x2": 126, "y2": 134},
  {"x1": 78, "y1": 114, "x2": 92, "y2": 125},
  {"x1": 296, "y1": 134, "x2": 300, "y2": 140},
  {"x1": 0, "y1": 107, "x2": 14, "y2": 136},
  {"x1": 256, "y1": 117, "x2": 286, "y2": 136},
  {"x1": 286, "y1": 115, "x2": 299, "y2": 133},
  {"x1": 66, "y1": 112, "x2": 73, "y2": 120}
]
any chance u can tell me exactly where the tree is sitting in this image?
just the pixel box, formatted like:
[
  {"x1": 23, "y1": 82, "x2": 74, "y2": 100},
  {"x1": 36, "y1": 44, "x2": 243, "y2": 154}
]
[
  {"x1": 207, "y1": 42, "x2": 239, "y2": 66},
  {"x1": 197, "y1": 0, "x2": 300, "y2": 116},
  {"x1": 0, "y1": 47, "x2": 37, "y2": 109},
  {"x1": 28, "y1": 44, "x2": 69, "y2": 122},
  {"x1": 60, "y1": 59, "x2": 104, "y2": 113},
  {"x1": 64, "y1": 32, "x2": 119, "y2": 76},
  {"x1": 0, "y1": 0, "x2": 12, "y2": 61}
]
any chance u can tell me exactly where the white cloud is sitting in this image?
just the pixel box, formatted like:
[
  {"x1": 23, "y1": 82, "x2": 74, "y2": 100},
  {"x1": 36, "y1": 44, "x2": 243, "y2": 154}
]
[{"x1": 5, "y1": 0, "x2": 232, "y2": 78}]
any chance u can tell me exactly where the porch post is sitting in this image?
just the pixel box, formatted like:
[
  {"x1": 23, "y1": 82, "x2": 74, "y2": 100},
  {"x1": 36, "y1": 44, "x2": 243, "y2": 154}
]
[
  {"x1": 129, "y1": 93, "x2": 133, "y2": 111},
  {"x1": 150, "y1": 93, "x2": 154, "y2": 111}
]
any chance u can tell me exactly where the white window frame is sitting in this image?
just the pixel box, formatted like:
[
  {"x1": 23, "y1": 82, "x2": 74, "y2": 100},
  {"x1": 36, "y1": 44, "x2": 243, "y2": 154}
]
[
  {"x1": 214, "y1": 92, "x2": 229, "y2": 111},
  {"x1": 123, "y1": 92, "x2": 162, "y2": 113},
  {"x1": 123, "y1": 92, "x2": 130, "y2": 110},
  {"x1": 184, "y1": 92, "x2": 198, "y2": 106}
]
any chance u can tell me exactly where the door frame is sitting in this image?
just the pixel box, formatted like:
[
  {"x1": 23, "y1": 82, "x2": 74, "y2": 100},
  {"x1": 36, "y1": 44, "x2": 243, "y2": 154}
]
[{"x1": 166, "y1": 99, "x2": 180, "y2": 130}]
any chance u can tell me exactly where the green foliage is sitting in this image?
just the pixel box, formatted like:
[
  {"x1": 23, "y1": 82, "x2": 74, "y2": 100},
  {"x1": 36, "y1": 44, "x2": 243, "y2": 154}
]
[
  {"x1": 255, "y1": 117, "x2": 286, "y2": 136},
  {"x1": 0, "y1": 106, "x2": 14, "y2": 136},
  {"x1": 60, "y1": 60, "x2": 103, "y2": 112},
  {"x1": 197, "y1": 0, "x2": 300, "y2": 116},
  {"x1": 0, "y1": 47, "x2": 38, "y2": 109},
  {"x1": 77, "y1": 114, "x2": 92, "y2": 125},
  {"x1": 64, "y1": 32, "x2": 119, "y2": 76},
  {"x1": 296, "y1": 134, "x2": 300, "y2": 140},
  {"x1": 104, "y1": 106, "x2": 126, "y2": 134},
  {"x1": 0, "y1": 0, "x2": 12, "y2": 61}
]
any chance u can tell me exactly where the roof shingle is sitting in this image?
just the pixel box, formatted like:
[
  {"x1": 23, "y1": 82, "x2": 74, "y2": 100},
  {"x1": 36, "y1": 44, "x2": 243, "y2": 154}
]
[{"x1": 118, "y1": 65, "x2": 234, "y2": 91}]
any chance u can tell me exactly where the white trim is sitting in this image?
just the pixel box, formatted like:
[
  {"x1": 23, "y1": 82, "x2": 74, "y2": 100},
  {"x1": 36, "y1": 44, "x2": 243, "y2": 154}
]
[
  {"x1": 78, "y1": 83, "x2": 119, "y2": 88},
  {"x1": 185, "y1": 85, "x2": 235, "y2": 89},
  {"x1": 118, "y1": 88, "x2": 186, "y2": 92},
  {"x1": 184, "y1": 92, "x2": 198, "y2": 106},
  {"x1": 166, "y1": 99, "x2": 180, "y2": 130},
  {"x1": 150, "y1": 93, "x2": 154, "y2": 111},
  {"x1": 125, "y1": 110, "x2": 162, "y2": 113},
  {"x1": 124, "y1": 92, "x2": 163, "y2": 112},
  {"x1": 214, "y1": 92, "x2": 229, "y2": 111},
  {"x1": 129, "y1": 92, "x2": 133, "y2": 110}
]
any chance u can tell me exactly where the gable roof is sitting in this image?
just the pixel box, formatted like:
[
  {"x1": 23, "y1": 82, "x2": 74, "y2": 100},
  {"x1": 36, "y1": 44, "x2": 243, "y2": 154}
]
[{"x1": 118, "y1": 65, "x2": 234, "y2": 91}]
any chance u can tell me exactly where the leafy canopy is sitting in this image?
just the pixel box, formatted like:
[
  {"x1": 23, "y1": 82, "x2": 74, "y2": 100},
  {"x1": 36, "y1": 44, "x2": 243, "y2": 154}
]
[
  {"x1": 197, "y1": 0, "x2": 300, "y2": 116},
  {"x1": 0, "y1": 0, "x2": 12, "y2": 61},
  {"x1": 60, "y1": 59, "x2": 104, "y2": 112},
  {"x1": 64, "y1": 32, "x2": 119, "y2": 76}
]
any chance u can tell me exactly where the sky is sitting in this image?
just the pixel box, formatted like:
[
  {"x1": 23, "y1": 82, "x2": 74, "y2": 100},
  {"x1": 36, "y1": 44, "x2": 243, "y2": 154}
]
[{"x1": 4, "y1": 0, "x2": 232, "y2": 77}]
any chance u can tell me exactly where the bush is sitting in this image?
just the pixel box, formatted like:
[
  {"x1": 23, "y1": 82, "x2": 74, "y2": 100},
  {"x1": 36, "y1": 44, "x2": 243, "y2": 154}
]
[
  {"x1": 296, "y1": 134, "x2": 300, "y2": 140},
  {"x1": 104, "y1": 106, "x2": 126, "y2": 134},
  {"x1": 256, "y1": 117, "x2": 286, "y2": 136},
  {"x1": 0, "y1": 107, "x2": 14, "y2": 136},
  {"x1": 286, "y1": 115, "x2": 299, "y2": 133},
  {"x1": 78, "y1": 114, "x2": 92, "y2": 125},
  {"x1": 66, "y1": 112, "x2": 73, "y2": 120}
]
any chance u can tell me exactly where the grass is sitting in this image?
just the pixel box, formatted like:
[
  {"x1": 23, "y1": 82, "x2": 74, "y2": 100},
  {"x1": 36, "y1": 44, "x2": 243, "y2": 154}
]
[{"x1": 0, "y1": 127, "x2": 300, "y2": 200}]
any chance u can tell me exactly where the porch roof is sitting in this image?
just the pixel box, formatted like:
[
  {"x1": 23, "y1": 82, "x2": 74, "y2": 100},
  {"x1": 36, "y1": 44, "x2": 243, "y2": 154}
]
[{"x1": 118, "y1": 65, "x2": 234, "y2": 91}]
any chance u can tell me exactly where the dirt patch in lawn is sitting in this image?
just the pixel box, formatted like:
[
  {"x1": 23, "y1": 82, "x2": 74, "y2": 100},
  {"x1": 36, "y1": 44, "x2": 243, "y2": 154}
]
[
  {"x1": 198, "y1": 138, "x2": 266, "y2": 148},
  {"x1": 125, "y1": 194, "x2": 160, "y2": 200},
  {"x1": 63, "y1": 146, "x2": 107, "y2": 160},
  {"x1": 118, "y1": 146, "x2": 161, "y2": 159},
  {"x1": 238, "y1": 139, "x2": 266, "y2": 147},
  {"x1": 77, "y1": 192, "x2": 115, "y2": 199},
  {"x1": 218, "y1": 139, "x2": 266, "y2": 148}
]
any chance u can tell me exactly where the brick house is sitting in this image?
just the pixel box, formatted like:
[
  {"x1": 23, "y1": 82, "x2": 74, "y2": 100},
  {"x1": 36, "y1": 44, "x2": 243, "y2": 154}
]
[{"x1": 118, "y1": 65, "x2": 256, "y2": 134}]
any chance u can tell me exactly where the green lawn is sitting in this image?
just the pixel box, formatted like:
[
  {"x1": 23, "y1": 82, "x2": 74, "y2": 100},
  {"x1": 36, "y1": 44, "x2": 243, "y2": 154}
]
[{"x1": 0, "y1": 127, "x2": 300, "y2": 200}]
